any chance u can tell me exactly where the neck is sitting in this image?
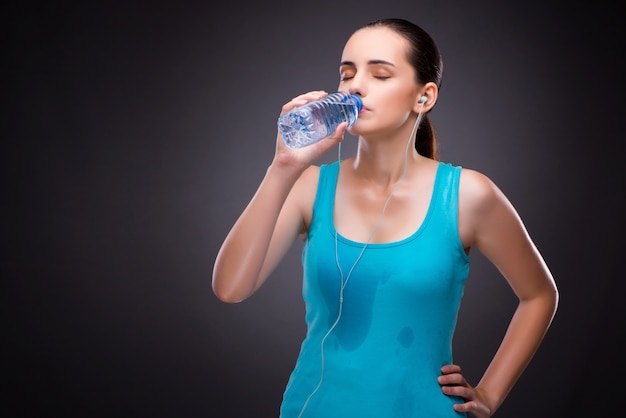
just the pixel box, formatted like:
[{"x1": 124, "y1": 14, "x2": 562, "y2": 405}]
[
  {"x1": 352, "y1": 146, "x2": 414, "y2": 185},
  {"x1": 351, "y1": 120, "x2": 422, "y2": 187}
]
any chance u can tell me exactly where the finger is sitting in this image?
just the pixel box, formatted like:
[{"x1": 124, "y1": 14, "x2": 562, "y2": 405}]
[
  {"x1": 441, "y1": 384, "x2": 473, "y2": 400},
  {"x1": 329, "y1": 122, "x2": 348, "y2": 140},
  {"x1": 437, "y1": 373, "x2": 466, "y2": 386},
  {"x1": 453, "y1": 400, "x2": 476, "y2": 412},
  {"x1": 441, "y1": 364, "x2": 462, "y2": 375},
  {"x1": 280, "y1": 91, "x2": 328, "y2": 115},
  {"x1": 291, "y1": 90, "x2": 327, "y2": 102},
  {"x1": 306, "y1": 123, "x2": 346, "y2": 154},
  {"x1": 453, "y1": 400, "x2": 491, "y2": 416}
]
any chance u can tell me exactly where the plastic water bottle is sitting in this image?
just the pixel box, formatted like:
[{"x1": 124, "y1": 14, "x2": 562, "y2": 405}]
[{"x1": 278, "y1": 92, "x2": 363, "y2": 149}]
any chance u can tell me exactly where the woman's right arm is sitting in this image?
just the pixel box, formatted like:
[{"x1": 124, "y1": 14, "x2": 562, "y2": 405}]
[
  {"x1": 212, "y1": 90, "x2": 345, "y2": 303},
  {"x1": 212, "y1": 161, "x2": 307, "y2": 303}
]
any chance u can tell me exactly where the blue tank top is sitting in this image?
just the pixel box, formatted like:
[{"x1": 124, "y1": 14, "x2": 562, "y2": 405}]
[{"x1": 280, "y1": 161, "x2": 470, "y2": 418}]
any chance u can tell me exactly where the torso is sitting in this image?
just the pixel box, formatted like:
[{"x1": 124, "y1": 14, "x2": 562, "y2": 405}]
[
  {"x1": 298, "y1": 157, "x2": 473, "y2": 252},
  {"x1": 333, "y1": 157, "x2": 440, "y2": 244},
  {"x1": 280, "y1": 159, "x2": 470, "y2": 417}
]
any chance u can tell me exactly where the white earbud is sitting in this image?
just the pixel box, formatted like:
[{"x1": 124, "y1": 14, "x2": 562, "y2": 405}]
[{"x1": 419, "y1": 95, "x2": 427, "y2": 104}]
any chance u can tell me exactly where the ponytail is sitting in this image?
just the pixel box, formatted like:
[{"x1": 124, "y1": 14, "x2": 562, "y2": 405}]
[{"x1": 415, "y1": 114, "x2": 439, "y2": 160}]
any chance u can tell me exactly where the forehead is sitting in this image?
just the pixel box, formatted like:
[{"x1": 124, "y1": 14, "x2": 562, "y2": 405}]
[{"x1": 341, "y1": 26, "x2": 410, "y2": 64}]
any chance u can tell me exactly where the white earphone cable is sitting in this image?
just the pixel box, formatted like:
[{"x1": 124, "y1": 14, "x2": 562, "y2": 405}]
[{"x1": 297, "y1": 102, "x2": 425, "y2": 417}]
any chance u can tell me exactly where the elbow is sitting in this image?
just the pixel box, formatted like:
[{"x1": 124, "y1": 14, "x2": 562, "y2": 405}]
[
  {"x1": 212, "y1": 281, "x2": 244, "y2": 304},
  {"x1": 547, "y1": 274, "x2": 559, "y2": 309},
  {"x1": 213, "y1": 288, "x2": 246, "y2": 304},
  {"x1": 211, "y1": 272, "x2": 250, "y2": 304},
  {"x1": 212, "y1": 255, "x2": 261, "y2": 303},
  {"x1": 539, "y1": 282, "x2": 560, "y2": 322},
  {"x1": 552, "y1": 285, "x2": 560, "y2": 314}
]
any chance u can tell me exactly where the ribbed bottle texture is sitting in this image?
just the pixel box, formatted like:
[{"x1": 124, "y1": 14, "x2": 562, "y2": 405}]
[{"x1": 278, "y1": 92, "x2": 363, "y2": 149}]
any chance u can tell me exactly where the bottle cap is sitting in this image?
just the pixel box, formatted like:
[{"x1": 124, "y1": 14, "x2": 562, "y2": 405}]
[{"x1": 350, "y1": 95, "x2": 363, "y2": 112}]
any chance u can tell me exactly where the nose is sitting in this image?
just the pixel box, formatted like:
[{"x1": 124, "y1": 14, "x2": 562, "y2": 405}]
[
  {"x1": 347, "y1": 73, "x2": 366, "y2": 98},
  {"x1": 348, "y1": 81, "x2": 365, "y2": 97},
  {"x1": 348, "y1": 88, "x2": 362, "y2": 97}
]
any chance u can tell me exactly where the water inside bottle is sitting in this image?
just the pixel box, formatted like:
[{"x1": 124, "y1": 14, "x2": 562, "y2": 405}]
[{"x1": 279, "y1": 102, "x2": 359, "y2": 149}]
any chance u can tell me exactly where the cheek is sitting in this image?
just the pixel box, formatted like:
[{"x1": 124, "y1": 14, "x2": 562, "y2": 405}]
[
  {"x1": 379, "y1": 95, "x2": 414, "y2": 126},
  {"x1": 380, "y1": 85, "x2": 416, "y2": 113}
]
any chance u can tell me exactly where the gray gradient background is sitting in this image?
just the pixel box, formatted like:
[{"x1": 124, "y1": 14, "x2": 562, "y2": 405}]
[{"x1": 5, "y1": 1, "x2": 624, "y2": 417}]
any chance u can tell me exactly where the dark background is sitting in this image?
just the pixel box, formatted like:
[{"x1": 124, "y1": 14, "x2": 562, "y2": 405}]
[{"x1": 5, "y1": 1, "x2": 625, "y2": 417}]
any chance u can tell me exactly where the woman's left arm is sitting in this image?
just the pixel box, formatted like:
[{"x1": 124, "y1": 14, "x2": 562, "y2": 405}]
[{"x1": 442, "y1": 168, "x2": 559, "y2": 417}]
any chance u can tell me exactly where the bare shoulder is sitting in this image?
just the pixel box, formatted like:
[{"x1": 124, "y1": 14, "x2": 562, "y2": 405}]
[
  {"x1": 457, "y1": 167, "x2": 516, "y2": 247},
  {"x1": 293, "y1": 164, "x2": 321, "y2": 195},
  {"x1": 458, "y1": 167, "x2": 507, "y2": 212},
  {"x1": 298, "y1": 164, "x2": 321, "y2": 182}
]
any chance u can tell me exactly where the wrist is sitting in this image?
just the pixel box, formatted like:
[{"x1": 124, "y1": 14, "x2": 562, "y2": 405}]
[
  {"x1": 266, "y1": 160, "x2": 306, "y2": 185},
  {"x1": 268, "y1": 156, "x2": 307, "y2": 181},
  {"x1": 474, "y1": 385, "x2": 501, "y2": 417}
]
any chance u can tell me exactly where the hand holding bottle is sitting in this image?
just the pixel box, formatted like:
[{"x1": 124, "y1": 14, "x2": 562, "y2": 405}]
[
  {"x1": 278, "y1": 90, "x2": 362, "y2": 148},
  {"x1": 273, "y1": 91, "x2": 349, "y2": 173}
]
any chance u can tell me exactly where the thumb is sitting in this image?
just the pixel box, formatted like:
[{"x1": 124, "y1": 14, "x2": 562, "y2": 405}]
[{"x1": 299, "y1": 122, "x2": 349, "y2": 159}]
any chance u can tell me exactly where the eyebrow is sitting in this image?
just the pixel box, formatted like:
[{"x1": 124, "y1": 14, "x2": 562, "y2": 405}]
[{"x1": 340, "y1": 59, "x2": 396, "y2": 67}]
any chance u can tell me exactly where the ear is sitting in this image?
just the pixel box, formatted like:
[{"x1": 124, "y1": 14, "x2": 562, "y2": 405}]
[{"x1": 413, "y1": 82, "x2": 439, "y2": 113}]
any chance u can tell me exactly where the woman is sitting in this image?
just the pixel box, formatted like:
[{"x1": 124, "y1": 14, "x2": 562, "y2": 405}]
[{"x1": 212, "y1": 18, "x2": 558, "y2": 418}]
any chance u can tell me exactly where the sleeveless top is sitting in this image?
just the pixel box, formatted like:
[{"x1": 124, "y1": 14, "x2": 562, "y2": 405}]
[{"x1": 279, "y1": 161, "x2": 470, "y2": 418}]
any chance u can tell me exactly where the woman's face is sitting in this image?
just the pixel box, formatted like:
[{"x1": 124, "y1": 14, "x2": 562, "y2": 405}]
[{"x1": 339, "y1": 26, "x2": 421, "y2": 138}]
